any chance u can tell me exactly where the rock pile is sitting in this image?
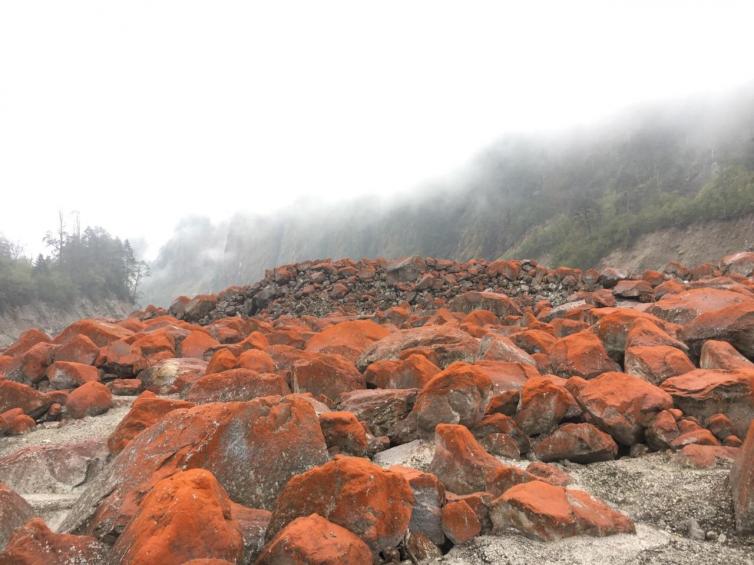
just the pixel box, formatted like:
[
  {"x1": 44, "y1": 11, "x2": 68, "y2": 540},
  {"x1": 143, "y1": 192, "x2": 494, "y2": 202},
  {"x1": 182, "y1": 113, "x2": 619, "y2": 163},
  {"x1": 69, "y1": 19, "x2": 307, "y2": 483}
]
[{"x1": 0, "y1": 252, "x2": 753, "y2": 563}]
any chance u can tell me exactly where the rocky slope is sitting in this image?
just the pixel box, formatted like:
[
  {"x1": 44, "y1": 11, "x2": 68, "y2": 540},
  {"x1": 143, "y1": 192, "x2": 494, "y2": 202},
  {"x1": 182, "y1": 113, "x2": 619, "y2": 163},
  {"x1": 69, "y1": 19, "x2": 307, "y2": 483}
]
[
  {"x1": 0, "y1": 298, "x2": 133, "y2": 350},
  {"x1": 1, "y1": 252, "x2": 754, "y2": 563}
]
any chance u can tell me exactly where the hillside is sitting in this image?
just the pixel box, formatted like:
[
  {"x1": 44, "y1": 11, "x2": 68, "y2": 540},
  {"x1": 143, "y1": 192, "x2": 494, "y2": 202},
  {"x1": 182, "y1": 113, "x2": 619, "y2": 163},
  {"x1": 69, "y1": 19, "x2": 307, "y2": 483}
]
[{"x1": 141, "y1": 87, "x2": 754, "y2": 306}]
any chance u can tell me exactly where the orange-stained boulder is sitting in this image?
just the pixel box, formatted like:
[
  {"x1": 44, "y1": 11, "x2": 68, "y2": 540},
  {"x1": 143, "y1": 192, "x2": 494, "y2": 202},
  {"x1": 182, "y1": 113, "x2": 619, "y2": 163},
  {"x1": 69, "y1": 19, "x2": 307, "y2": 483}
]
[
  {"x1": 441, "y1": 499, "x2": 481, "y2": 545},
  {"x1": 568, "y1": 372, "x2": 673, "y2": 445},
  {"x1": 338, "y1": 388, "x2": 417, "y2": 439},
  {"x1": 18, "y1": 342, "x2": 58, "y2": 383},
  {"x1": 473, "y1": 360, "x2": 539, "y2": 394},
  {"x1": 110, "y1": 469, "x2": 244, "y2": 565},
  {"x1": 291, "y1": 353, "x2": 364, "y2": 406},
  {"x1": 430, "y1": 424, "x2": 508, "y2": 495},
  {"x1": 413, "y1": 362, "x2": 492, "y2": 435},
  {"x1": 107, "y1": 391, "x2": 194, "y2": 454},
  {"x1": 388, "y1": 466, "x2": 446, "y2": 545},
  {"x1": 358, "y1": 325, "x2": 479, "y2": 371},
  {"x1": 205, "y1": 348, "x2": 239, "y2": 374},
  {"x1": 489, "y1": 480, "x2": 635, "y2": 541},
  {"x1": 592, "y1": 308, "x2": 679, "y2": 359},
  {"x1": 645, "y1": 409, "x2": 680, "y2": 450},
  {"x1": 674, "y1": 444, "x2": 739, "y2": 469},
  {"x1": 305, "y1": 319, "x2": 391, "y2": 362},
  {"x1": 138, "y1": 357, "x2": 208, "y2": 395},
  {"x1": 237, "y1": 349, "x2": 276, "y2": 373},
  {"x1": 0, "y1": 408, "x2": 36, "y2": 436},
  {"x1": 624, "y1": 318, "x2": 688, "y2": 352},
  {"x1": 624, "y1": 345, "x2": 695, "y2": 384},
  {"x1": 364, "y1": 354, "x2": 440, "y2": 389},
  {"x1": 318, "y1": 411, "x2": 369, "y2": 456},
  {"x1": 185, "y1": 369, "x2": 290, "y2": 404},
  {"x1": 463, "y1": 309, "x2": 500, "y2": 328},
  {"x1": 53, "y1": 333, "x2": 99, "y2": 365},
  {"x1": 266, "y1": 456, "x2": 414, "y2": 555},
  {"x1": 549, "y1": 331, "x2": 620, "y2": 379},
  {"x1": 515, "y1": 376, "x2": 581, "y2": 436},
  {"x1": 449, "y1": 291, "x2": 522, "y2": 318},
  {"x1": 731, "y1": 421, "x2": 754, "y2": 533},
  {"x1": 648, "y1": 288, "x2": 754, "y2": 324},
  {"x1": 680, "y1": 302, "x2": 754, "y2": 358},
  {"x1": 0, "y1": 483, "x2": 34, "y2": 550},
  {"x1": 54, "y1": 319, "x2": 133, "y2": 347},
  {"x1": 661, "y1": 369, "x2": 754, "y2": 437},
  {"x1": 0, "y1": 517, "x2": 108, "y2": 564},
  {"x1": 46, "y1": 361, "x2": 100, "y2": 390},
  {"x1": 509, "y1": 329, "x2": 557, "y2": 355},
  {"x1": 257, "y1": 513, "x2": 372, "y2": 565},
  {"x1": 478, "y1": 334, "x2": 536, "y2": 366},
  {"x1": 533, "y1": 423, "x2": 618, "y2": 463},
  {"x1": 2, "y1": 328, "x2": 51, "y2": 358},
  {"x1": 700, "y1": 340, "x2": 754, "y2": 370},
  {"x1": 61, "y1": 396, "x2": 329, "y2": 537},
  {"x1": 179, "y1": 330, "x2": 220, "y2": 359},
  {"x1": 473, "y1": 413, "x2": 529, "y2": 456},
  {"x1": 612, "y1": 279, "x2": 653, "y2": 301},
  {"x1": 0, "y1": 381, "x2": 51, "y2": 417},
  {"x1": 65, "y1": 381, "x2": 112, "y2": 419}
]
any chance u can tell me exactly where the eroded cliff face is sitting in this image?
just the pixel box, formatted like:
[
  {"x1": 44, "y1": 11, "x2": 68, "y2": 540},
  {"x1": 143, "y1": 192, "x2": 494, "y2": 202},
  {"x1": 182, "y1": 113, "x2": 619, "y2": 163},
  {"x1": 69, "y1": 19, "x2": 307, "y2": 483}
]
[{"x1": 0, "y1": 298, "x2": 133, "y2": 348}]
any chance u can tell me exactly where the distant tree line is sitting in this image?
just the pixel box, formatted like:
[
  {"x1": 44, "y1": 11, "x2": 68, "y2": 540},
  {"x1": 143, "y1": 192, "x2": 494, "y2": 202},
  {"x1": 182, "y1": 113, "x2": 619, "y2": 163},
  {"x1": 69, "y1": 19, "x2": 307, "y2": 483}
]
[{"x1": 0, "y1": 214, "x2": 148, "y2": 311}]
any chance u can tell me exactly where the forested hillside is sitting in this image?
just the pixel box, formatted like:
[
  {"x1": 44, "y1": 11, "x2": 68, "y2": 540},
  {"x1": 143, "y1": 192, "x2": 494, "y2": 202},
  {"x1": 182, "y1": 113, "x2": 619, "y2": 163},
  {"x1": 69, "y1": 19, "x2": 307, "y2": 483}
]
[
  {"x1": 142, "y1": 87, "x2": 754, "y2": 306},
  {"x1": 0, "y1": 222, "x2": 148, "y2": 312}
]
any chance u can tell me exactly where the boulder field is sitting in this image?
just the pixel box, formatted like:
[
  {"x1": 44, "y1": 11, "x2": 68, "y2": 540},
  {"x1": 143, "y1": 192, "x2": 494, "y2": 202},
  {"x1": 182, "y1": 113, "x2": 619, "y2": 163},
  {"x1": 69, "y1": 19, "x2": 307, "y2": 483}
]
[{"x1": 0, "y1": 253, "x2": 754, "y2": 563}]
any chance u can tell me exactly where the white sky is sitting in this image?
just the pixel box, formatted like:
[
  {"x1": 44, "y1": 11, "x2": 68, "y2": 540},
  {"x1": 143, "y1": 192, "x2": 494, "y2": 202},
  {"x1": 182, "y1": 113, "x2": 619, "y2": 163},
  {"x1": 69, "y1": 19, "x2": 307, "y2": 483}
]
[{"x1": 1, "y1": 0, "x2": 753, "y2": 259}]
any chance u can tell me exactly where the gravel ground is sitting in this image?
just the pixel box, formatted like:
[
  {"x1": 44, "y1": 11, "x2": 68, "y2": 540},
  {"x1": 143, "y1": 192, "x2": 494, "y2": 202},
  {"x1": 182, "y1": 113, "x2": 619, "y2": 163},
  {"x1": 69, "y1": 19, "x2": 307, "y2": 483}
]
[
  {"x1": 439, "y1": 524, "x2": 754, "y2": 565},
  {"x1": 0, "y1": 398, "x2": 133, "y2": 458}
]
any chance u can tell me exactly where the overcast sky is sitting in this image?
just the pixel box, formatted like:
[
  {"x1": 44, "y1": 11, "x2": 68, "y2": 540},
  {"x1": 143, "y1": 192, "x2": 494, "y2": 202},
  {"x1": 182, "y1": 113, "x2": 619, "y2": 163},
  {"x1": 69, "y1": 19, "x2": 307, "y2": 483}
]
[{"x1": 1, "y1": 1, "x2": 753, "y2": 258}]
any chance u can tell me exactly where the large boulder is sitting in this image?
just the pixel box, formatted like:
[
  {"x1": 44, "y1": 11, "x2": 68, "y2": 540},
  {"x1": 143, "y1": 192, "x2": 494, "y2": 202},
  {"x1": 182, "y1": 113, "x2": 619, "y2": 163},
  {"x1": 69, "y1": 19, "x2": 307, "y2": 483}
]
[
  {"x1": 46, "y1": 361, "x2": 100, "y2": 390},
  {"x1": 266, "y1": 456, "x2": 414, "y2": 555},
  {"x1": 731, "y1": 421, "x2": 754, "y2": 533},
  {"x1": 291, "y1": 354, "x2": 364, "y2": 407},
  {"x1": 515, "y1": 376, "x2": 581, "y2": 436},
  {"x1": 429, "y1": 424, "x2": 530, "y2": 496},
  {"x1": 0, "y1": 483, "x2": 34, "y2": 551},
  {"x1": 413, "y1": 362, "x2": 492, "y2": 435},
  {"x1": 64, "y1": 381, "x2": 112, "y2": 419},
  {"x1": 364, "y1": 354, "x2": 440, "y2": 389},
  {"x1": 0, "y1": 518, "x2": 109, "y2": 564},
  {"x1": 681, "y1": 302, "x2": 754, "y2": 358},
  {"x1": 305, "y1": 320, "x2": 391, "y2": 362},
  {"x1": 489, "y1": 480, "x2": 635, "y2": 541},
  {"x1": 107, "y1": 392, "x2": 194, "y2": 454},
  {"x1": 549, "y1": 331, "x2": 620, "y2": 379},
  {"x1": 623, "y1": 345, "x2": 695, "y2": 384},
  {"x1": 358, "y1": 325, "x2": 479, "y2": 371},
  {"x1": 568, "y1": 372, "x2": 673, "y2": 445},
  {"x1": 700, "y1": 340, "x2": 754, "y2": 370},
  {"x1": 256, "y1": 514, "x2": 372, "y2": 565},
  {"x1": 338, "y1": 388, "x2": 417, "y2": 439},
  {"x1": 110, "y1": 469, "x2": 244, "y2": 565},
  {"x1": 185, "y1": 369, "x2": 290, "y2": 404},
  {"x1": 449, "y1": 291, "x2": 522, "y2": 318},
  {"x1": 60, "y1": 396, "x2": 329, "y2": 538},
  {"x1": 533, "y1": 423, "x2": 618, "y2": 464},
  {"x1": 389, "y1": 466, "x2": 446, "y2": 545},
  {"x1": 648, "y1": 288, "x2": 754, "y2": 324},
  {"x1": 0, "y1": 381, "x2": 51, "y2": 417},
  {"x1": 661, "y1": 369, "x2": 754, "y2": 437},
  {"x1": 137, "y1": 357, "x2": 208, "y2": 395}
]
